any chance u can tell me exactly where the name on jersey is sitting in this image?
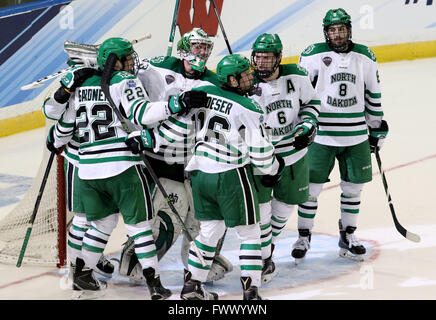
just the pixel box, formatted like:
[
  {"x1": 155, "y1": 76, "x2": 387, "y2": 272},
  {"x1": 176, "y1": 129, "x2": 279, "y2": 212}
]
[
  {"x1": 271, "y1": 123, "x2": 293, "y2": 136},
  {"x1": 206, "y1": 97, "x2": 233, "y2": 115},
  {"x1": 266, "y1": 100, "x2": 292, "y2": 114},
  {"x1": 330, "y1": 72, "x2": 356, "y2": 84},
  {"x1": 327, "y1": 96, "x2": 357, "y2": 107},
  {"x1": 78, "y1": 88, "x2": 107, "y2": 102}
]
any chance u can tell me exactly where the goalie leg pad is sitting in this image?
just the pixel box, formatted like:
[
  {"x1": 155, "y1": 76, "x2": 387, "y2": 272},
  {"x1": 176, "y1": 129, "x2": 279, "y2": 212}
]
[
  {"x1": 206, "y1": 254, "x2": 233, "y2": 282},
  {"x1": 118, "y1": 236, "x2": 145, "y2": 284},
  {"x1": 151, "y1": 178, "x2": 189, "y2": 259}
]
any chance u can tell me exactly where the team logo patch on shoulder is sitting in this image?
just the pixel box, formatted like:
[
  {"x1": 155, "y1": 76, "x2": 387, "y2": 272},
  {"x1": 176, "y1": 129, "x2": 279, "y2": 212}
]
[
  {"x1": 302, "y1": 44, "x2": 315, "y2": 55},
  {"x1": 127, "y1": 80, "x2": 136, "y2": 88},
  {"x1": 259, "y1": 115, "x2": 264, "y2": 123},
  {"x1": 252, "y1": 100, "x2": 263, "y2": 112},
  {"x1": 165, "y1": 75, "x2": 175, "y2": 85},
  {"x1": 151, "y1": 56, "x2": 165, "y2": 64},
  {"x1": 322, "y1": 56, "x2": 332, "y2": 66},
  {"x1": 138, "y1": 58, "x2": 150, "y2": 70},
  {"x1": 296, "y1": 65, "x2": 308, "y2": 73},
  {"x1": 367, "y1": 47, "x2": 376, "y2": 61}
]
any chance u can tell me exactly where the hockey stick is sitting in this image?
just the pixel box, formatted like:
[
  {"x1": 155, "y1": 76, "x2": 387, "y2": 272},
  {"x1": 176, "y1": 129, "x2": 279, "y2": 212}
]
[
  {"x1": 374, "y1": 149, "x2": 421, "y2": 242},
  {"x1": 166, "y1": 0, "x2": 181, "y2": 56},
  {"x1": 16, "y1": 151, "x2": 56, "y2": 267},
  {"x1": 210, "y1": 0, "x2": 232, "y2": 54},
  {"x1": 100, "y1": 54, "x2": 207, "y2": 266},
  {"x1": 20, "y1": 34, "x2": 152, "y2": 91},
  {"x1": 20, "y1": 67, "x2": 73, "y2": 90}
]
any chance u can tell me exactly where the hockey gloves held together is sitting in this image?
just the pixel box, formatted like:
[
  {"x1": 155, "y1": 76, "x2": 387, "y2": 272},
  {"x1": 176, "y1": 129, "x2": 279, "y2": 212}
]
[
  {"x1": 368, "y1": 120, "x2": 389, "y2": 153},
  {"x1": 292, "y1": 118, "x2": 318, "y2": 150},
  {"x1": 260, "y1": 155, "x2": 285, "y2": 188},
  {"x1": 54, "y1": 66, "x2": 96, "y2": 104},
  {"x1": 46, "y1": 125, "x2": 62, "y2": 154},
  {"x1": 125, "y1": 129, "x2": 155, "y2": 154},
  {"x1": 168, "y1": 90, "x2": 208, "y2": 116}
]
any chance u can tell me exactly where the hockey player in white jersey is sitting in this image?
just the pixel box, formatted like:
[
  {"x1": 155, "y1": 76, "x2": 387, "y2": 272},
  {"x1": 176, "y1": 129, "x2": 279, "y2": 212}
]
[
  {"x1": 250, "y1": 33, "x2": 320, "y2": 277},
  {"x1": 44, "y1": 66, "x2": 116, "y2": 280},
  {"x1": 296, "y1": 8, "x2": 388, "y2": 261},
  {"x1": 119, "y1": 28, "x2": 233, "y2": 284},
  {"x1": 141, "y1": 53, "x2": 285, "y2": 300},
  {"x1": 48, "y1": 37, "x2": 207, "y2": 299}
]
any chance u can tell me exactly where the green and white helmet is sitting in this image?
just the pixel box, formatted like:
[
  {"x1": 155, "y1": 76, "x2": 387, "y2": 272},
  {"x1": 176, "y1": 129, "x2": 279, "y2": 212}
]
[
  {"x1": 97, "y1": 37, "x2": 138, "y2": 73},
  {"x1": 216, "y1": 54, "x2": 250, "y2": 83},
  {"x1": 177, "y1": 28, "x2": 214, "y2": 72},
  {"x1": 251, "y1": 33, "x2": 283, "y2": 55},
  {"x1": 323, "y1": 8, "x2": 351, "y2": 27},
  {"x1": 251, "y1": 33, "x2": 283, "y2": 78},
  {"x1": 323, "y1": 8, "x2": 352, "y2": 52}
]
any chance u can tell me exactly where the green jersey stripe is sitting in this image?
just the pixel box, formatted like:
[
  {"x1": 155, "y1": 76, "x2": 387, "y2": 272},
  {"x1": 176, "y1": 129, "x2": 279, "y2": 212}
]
[
  {"x1": 79, "y1": 155, "x2": 142, "y2": 164},
  {"x1": 317, "y1": 129, "x2": 368, "y2": 136}
]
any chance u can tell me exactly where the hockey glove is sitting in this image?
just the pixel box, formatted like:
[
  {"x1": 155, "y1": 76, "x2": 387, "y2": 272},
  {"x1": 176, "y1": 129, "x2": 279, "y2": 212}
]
[
  {"x1": 260, "y1": 155, "x2": 285, "y2": 188},
  {"x1": 54, "y1": 67, "x2": 95, "y2": 104},
  {"x1": 46, "y1": 125, "x2": 62, "y2": 154},
  {"x1": 60, "y1": 66, "x2": 95, "y2": 92},
  {"x1": 168, "y1": 90, "x2": 208, "y2": 116},
  {"x1": 292, "y1": 118, "x2": 318, "y2": 150},
  {"x1": 368, "y1": 120, "x2": 389, "y2": 153},
  {"x1": 125, "y1": 129, "x2": 155, "y2": 154}
]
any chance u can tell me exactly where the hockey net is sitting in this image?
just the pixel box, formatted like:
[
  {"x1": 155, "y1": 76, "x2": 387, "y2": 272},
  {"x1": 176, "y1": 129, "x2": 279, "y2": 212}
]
[{"x1": 0, "y1": 121, "x2": 72, "y2": 267}]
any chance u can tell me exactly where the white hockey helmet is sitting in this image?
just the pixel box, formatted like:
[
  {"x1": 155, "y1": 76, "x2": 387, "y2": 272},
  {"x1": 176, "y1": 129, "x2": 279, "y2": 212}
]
[{"x1": 177, "y1": 28, "x2": 214, "y2": 72}]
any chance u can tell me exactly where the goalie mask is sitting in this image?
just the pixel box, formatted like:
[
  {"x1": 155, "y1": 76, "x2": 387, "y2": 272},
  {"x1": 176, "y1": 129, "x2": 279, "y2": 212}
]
[
  {"x1": 251, "y1": 33, "x2": 283, "y2": 79},
  {"x1": 323, "y1": 8, "x2": 352, "y2": 53},
  {"x1": 97, "y1": 37, "x2": 139, "y2": 74},
  {"x1": 177, "y1": 28, "x2": 214, "y2": 73}
]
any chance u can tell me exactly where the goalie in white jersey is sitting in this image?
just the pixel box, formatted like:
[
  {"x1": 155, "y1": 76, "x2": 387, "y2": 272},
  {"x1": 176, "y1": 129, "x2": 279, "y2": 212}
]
[
  {"x1": 296, "y1": 8, "x2": 389, "y2": 261},
  {"x1": 143, "y1": 53, "x2": 285, "y2": 300},
  {"x1": 250, "y1": 33, "x2": 320, "y2": 278}
]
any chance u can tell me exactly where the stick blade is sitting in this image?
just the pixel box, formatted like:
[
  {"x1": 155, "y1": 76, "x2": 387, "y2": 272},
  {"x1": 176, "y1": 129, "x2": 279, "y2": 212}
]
[
  {"x1": 21, "y1": 83, "x2": 44, "y2": 91},
  {"x1": 406, "y1": 231, "x2": 421, "y2": 243}
]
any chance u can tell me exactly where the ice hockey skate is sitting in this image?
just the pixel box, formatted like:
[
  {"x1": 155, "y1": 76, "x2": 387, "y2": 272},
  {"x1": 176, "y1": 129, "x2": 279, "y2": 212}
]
[
  {"x1": 143, "y1": 267, "x2": 172, "y2": 300},
  {"x1": 338, "y1": 220, "x2": 366, "y2": 261},
  {"x1": 180, "y1": 270, "x2": 219, "y2": 300},
  {"x1": 261, "y1": 255, "x2": 276, "y2": 284},
  {"x1": 291, "y1": 229, "x2": 311, "y2": 265},
  {"x1": 94, "y1": 254, "x2": 114, "y2": 278},
  {"x1": 71, "y1": 258, "x2": 107, "y2": 300},
  {"x1": 241, "y1": 276, "x2": 263, "y2": 300},
  {"x1": 205, "y1": 254, "x2": 233, "y2": 284}
]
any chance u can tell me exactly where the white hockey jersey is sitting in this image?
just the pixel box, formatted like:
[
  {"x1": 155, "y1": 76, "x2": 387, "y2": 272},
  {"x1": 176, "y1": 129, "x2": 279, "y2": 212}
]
[
  {"x1": 42, "y1": 91, "x2": 80, "y2": 167},
  {"x1": 154, "y1": 85, "x2": 280, "y2": 175},
  {"x1": 250, "y1": 64, "x2": 320, "y2": 166},
  {"x1": 136, "y1": 56, "x2": 221, "y2": 164},
  {"x1": 53, "y1": 71, "x2": 169, "y2": 180},
  {"x1": 299, "y1": 42, "x2": 383, "y2": 147}
]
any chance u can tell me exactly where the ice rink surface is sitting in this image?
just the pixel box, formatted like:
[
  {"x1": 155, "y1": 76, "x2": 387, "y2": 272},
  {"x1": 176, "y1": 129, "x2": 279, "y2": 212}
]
[{"x1": 0, "y1": 57, "x2": 435, "y2": 303}]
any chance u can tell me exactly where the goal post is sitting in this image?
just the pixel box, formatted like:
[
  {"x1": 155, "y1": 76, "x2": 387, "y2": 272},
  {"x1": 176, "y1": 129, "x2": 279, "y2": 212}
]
[{"x1": 0, "y1": 121, "x2": 72, "y2": 268}]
